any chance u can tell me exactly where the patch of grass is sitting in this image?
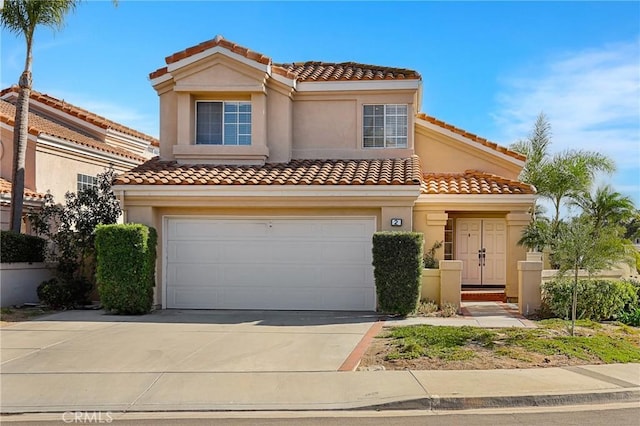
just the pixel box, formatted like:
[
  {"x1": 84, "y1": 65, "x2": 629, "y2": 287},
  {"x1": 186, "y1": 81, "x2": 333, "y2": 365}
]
[
  {"x1": 384, "y1": 322, "x2": 640, "y2": 364},
  {"x1": 0, "y1": 306, "x2": 51, "y2": 323},
  {"x1": 494, "y1": 347, "x2": 535, "y2": 363},
  {"x1": 384, "y1": 325, "x2": 496, "y2": 360}
]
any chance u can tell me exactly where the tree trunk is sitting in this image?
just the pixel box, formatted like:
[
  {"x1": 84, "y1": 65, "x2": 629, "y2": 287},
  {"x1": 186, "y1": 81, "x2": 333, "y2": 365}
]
[
  {"x1": 571, "y1": 266, "x2": 578, "y2": 337},
  {"x1": 9, "y1": 70, "x2": 32, "y2": 233}
]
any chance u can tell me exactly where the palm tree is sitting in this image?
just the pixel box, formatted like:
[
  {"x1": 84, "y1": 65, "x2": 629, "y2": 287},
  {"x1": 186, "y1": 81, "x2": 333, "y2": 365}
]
[
  {"x1": 570, "y1": 185, "x2": 636, "y2": 231},
  {"x1": 511, "y1": 113, "x2": 616, "y2": 233},
  {"x1": 1, "y1": 0, "x2": 78, "y2": 232},
  {"x1": 542, "y1": 150, "x2": 615, "y2": 231},
  {"x1": 510, "y1": 112, "x2": 552, "y2": 196}
]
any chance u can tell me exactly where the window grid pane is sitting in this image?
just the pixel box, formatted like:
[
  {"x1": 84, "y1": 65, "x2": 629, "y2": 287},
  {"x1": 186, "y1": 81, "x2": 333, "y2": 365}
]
[
  {"x1": 362, "y1": 104, "x2": 408, "y2": 148},
  {"x1": 77, "y1": 174, "x2": 97, "y2": 193},
  {"x1": 196, "y1": 101, "x2": 251, "y2": 146}
]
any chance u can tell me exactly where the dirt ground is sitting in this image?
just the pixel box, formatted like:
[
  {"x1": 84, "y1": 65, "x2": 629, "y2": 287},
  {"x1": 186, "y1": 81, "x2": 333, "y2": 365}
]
[
  {"x1": 358, "y1": 323, "x2": 639, "y2": 371},
  {"x1": 0, "y1": 307, "x2": 51, "y2": 327}
]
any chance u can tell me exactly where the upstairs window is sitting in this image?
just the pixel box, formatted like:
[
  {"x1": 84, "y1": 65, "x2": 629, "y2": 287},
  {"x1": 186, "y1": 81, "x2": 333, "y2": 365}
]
[
  {"x1": 196, "y1": 101, "x2": 251, "y2": 146},
  {"x1": 363, "y1": 104, "x2": 408, "y2": 148},
  {"x1": 77, "y1": 174, "x2": 97, "y2": 193}
]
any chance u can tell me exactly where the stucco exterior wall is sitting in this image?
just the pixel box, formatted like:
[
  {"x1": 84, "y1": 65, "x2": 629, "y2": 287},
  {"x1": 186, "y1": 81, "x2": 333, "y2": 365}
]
[
  {"x1": 153, "y1": 53, "x2": 420, "y2": 163},
  {"x1": 158, "y1": 89, "x2": 177, "y2": 160},
  {"x1": 292, "y1": 92, "x2": 416, "y2": 160},
  {"x1": 415, "y1": 125, "x2": 521, "y2": 179},
  {"x1": 266, "y1": 85, "x2": 293, "y2": 163},
  {"x1": 35, "y1": 148, "x2": 130, "y2": 203}
]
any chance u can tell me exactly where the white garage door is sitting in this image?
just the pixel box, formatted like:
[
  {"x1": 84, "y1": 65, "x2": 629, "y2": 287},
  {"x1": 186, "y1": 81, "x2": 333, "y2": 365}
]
[{"x1": 165, "y1": 217, "x2": 376, "y2": 311}]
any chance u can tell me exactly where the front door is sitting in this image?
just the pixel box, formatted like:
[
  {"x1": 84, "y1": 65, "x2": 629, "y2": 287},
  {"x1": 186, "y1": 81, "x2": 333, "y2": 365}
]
[{"x1": 456, "y1": 219, "x2": 506, "y2": 286}]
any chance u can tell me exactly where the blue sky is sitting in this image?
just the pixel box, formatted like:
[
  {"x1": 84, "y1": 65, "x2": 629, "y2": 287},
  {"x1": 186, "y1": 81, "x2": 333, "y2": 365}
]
[{"x1": 1, "y1": 1, "x2": 639, "y2": 207}]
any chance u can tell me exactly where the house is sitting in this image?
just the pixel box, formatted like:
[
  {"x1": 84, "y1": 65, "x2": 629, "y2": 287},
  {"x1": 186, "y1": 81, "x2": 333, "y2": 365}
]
[
  {"x1": 0, "y1": 87, "x2": 159, "y2": 231},
  {"x1": 113, "y1": 36, "x2": 536, "y2": 311}
]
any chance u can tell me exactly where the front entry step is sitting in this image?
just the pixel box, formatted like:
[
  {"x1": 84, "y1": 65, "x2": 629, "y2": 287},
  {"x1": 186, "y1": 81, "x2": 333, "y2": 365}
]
[{"x1": 461, "y1": 291, "x2": 506, "y2": 302}]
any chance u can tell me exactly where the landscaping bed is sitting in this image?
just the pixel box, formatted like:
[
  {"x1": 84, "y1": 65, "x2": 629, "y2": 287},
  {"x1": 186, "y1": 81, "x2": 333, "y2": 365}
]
[
  {"x1": 358, "y1": 319, "x2": 640, "y2": 370},
  {"x1": 0, "y1": 306, "x2": 52, "y2": 327}
]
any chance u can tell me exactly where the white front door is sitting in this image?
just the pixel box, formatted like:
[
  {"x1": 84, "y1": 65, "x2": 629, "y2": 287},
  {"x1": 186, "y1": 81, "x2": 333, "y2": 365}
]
[
  {"x1": 456, "y1": 219, "x2": 506, "y2": 286},
  {"x1": 164, "y1": 217, "x2": 376, "y2": 311}
]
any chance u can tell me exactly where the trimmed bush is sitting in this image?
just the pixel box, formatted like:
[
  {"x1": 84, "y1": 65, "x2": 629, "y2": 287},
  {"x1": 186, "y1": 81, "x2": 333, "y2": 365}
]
[
  {"x1": 95, "y1": 224, "x2": 157, "y2": 315},
  {"x1": 372, "y1": 231, "x2": 424, "y2": 315},
  {"x1": 1, "y1": 231, "x2": 45, "y2": 263},
  {"x1": 541, "y1": 278, "x2": 638, "y2": 321},
  {"x1": 36, "y1": 277, "x2": 91, "y2": 309}
]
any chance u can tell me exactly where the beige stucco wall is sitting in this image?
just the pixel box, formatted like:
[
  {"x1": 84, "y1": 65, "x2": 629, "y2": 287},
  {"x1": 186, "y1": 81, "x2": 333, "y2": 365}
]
[
  {"x1": 291, "y1": 92, "x2": 417, "y2": 160},
  {"x1": 35, "y1": 148, "x2": 131, "y2": 203},
  {"x1": 266, "y1": 84, "x2": 293, "y2": 163},
  {"x1": 415, "y1": 124, "x2": 521, "y2": 179},
  {"x1": 153, "y1": 52, "x2": 420, "y2": 164}
]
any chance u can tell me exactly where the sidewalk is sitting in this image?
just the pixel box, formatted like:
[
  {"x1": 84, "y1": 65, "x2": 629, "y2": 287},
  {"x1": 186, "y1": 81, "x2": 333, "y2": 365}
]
[
  {"x1": 2, "y1": 364, "x2": 638, "y2": 413},
  {"x1": 387, "y1": 301, "x2": 537, "y2": 328}
]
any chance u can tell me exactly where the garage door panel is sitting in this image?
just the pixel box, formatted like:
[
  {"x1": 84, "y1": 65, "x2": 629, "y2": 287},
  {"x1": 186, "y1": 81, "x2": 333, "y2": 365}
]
[
  {"x1": 168, "y1": 241, "x2": 221, "y2": 263},
  {"x1": 169, "y1": 286, "x2": 375, "y2": 311},
  {"x1": 165, "y1": 217, "x2": 376, "y2": 311}
]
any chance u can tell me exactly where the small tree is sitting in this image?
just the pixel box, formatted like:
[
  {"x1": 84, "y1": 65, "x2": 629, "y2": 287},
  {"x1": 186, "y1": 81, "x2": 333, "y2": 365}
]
[
  {"x1": 30, "y1": 168, "x2": 121, "y2": 305},
  {"x1": 552, "y1": 216, "x2": 633, "y2": 335}
]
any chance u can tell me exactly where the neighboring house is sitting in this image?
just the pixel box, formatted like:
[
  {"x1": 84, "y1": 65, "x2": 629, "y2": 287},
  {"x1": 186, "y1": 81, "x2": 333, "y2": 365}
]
[
  {"x1": 0, "y1": 87, "x2": 159, "y2": 231},
  {"x1": 113, "y1": 36, "x2": 536, "y2": 311}
]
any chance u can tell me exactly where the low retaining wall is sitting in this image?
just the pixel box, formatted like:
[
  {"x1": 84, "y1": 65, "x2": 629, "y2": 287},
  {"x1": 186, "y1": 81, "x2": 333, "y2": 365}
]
[
  {"x1": 0, "y1": 263, "x2": 56, "y2": 307},
  {"x1": 541, "y1": 269, "x2": 627, "y2": 283}
]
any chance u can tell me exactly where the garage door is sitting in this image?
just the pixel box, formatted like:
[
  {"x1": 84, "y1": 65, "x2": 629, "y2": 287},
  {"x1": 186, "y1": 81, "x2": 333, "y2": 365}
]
[{"x1": 165, "y1": 217, "x2": 376, "y2": 311}]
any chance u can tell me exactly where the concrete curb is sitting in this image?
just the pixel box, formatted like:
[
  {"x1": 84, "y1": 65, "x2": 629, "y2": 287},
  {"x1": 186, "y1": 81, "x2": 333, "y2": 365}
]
[{"x1": 359, "y1": 388, "x2": 640, "y2": 411}]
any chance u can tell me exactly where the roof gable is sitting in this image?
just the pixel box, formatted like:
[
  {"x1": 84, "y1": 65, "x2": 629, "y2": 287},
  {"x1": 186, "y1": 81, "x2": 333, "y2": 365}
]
[
  {"x1": 150, "y1": 35, "x2": 421, "y2": 87},
  {"x1": 416, "y1": 113, "x2": 525, "y2": 164},
  {"x1": 0, "y1": 99, "x2": 146, "y2": 162},
  {"x1": 0, "y1": 86, "x2": 158, "y2": 147}
]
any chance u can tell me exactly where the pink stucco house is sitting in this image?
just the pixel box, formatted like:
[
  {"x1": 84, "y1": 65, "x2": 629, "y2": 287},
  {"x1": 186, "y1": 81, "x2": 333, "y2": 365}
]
[
  {"x1": 113, "y1": 36, "x2": 536, "y2": 311},
  {"x1": 0, "y1": 87, "x2": 159, "y2": 231}
]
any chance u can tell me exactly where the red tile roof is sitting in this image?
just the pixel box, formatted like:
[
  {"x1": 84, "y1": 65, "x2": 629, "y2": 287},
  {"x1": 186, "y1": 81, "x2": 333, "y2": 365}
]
[
  {"x1": 421, "y1": 171, "x2": 535, "y2": 195},
  {"x1": 114, "y1": 156, "x2": 423, "y2": 187},
  {"x1": 416, "y1": 113, "x2": 526, "y2": 162},
  {"x1": 273, "y1": 62, "x2": 420, "y2": 82},
  {"x1": 0, "y1": 100, "x2": 147, "y2": 162},
  {"x1": 0, "y1": 177, "x2": 46, "y2": 200},
  {"x1": 149, "y1": 35, "x2": 420, "y2": 83},
  {"x1": 0, "y1": 86, "x2": 159, "y2": 147}
]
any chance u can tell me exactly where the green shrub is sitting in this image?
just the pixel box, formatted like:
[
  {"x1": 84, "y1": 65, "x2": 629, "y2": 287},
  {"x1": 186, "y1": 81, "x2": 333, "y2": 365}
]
[
  {"x1": 423, "y1": 240, "x2": 442, "y2": 269},
  {"x1": 95, "y1": 224, "x2": 157, "y2": 315},
  {"x1": 37, "y1": 277, "x2": 92, "y2": 309},
  {"x1": 542, "y1": 278, "x2": 638, "y2": 321},
  {"x1": 372, "y1": 231, "x2": 423, "y2": 315},
  {"x1": 618, "y1": 307, "x2": 640, "y2": 326},
  {"x1": 1, "y1": 231, "x2": 45, "y2": 263}
]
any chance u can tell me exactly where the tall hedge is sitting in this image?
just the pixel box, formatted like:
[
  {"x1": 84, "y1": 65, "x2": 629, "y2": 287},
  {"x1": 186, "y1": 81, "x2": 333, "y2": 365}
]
[
  {"x1": 1, "y1": 231, "x2": 46, "y2": 263},
  {"x1": 95, "y1": 224, "x2": 157, "y2": 314},
  {"x1": 372, "y1": 231, "x2": 424, "y2": 315}
]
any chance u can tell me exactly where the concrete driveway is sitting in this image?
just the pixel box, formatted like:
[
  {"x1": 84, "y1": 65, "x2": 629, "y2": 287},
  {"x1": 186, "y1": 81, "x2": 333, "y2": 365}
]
[{"x1": 0, "y1": 309, "x2": 379, "y2": 373}]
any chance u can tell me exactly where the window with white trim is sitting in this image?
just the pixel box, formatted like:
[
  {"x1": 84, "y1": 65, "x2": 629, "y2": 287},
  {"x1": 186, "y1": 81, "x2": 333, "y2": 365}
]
[
  {"x1": 77, "y1": 174, "x2": 97, "y2": 193},
  {"x1": 196, "y1": 101, "x2": 251, "y2": 145},
  {"x1": 363, "y1": 104, "x2": 408, "y2": 148}
]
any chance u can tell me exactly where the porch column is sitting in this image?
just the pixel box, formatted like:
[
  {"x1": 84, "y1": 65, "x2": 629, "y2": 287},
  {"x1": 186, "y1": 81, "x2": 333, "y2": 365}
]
[
  {"x1": 439, "y1": 260, "x2": 462, "y2": 311},
  {"x1": 424, "y1": 212, "x2": 448, "y2": 260},
  {"x1": 518, "y1": 260, "x2": 543, "y2": 316},
  {"x1": 505, "y1": 212, "x2": 531, "y2": 301}
]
